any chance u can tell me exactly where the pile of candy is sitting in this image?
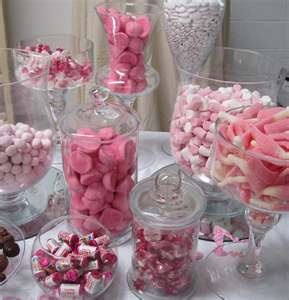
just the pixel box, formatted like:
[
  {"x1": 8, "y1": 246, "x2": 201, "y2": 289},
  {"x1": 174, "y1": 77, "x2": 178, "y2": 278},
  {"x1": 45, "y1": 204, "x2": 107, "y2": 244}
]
[
  {"x1": 170, "y1": 84, "x2": 272, "y2": 176},
  {"x1": 0, "y1": 226, "x2": 20, "y2": 283},
  {"x1": 31, "y1": 230, "x2": 117, "y2": 297},
  {"x1": 63, "y1": 127, "x2": 136, "y2": 235},
  {"x1": 212, "y1": 104, "x2": 289, "y2": 211},
  {"x1": 0, "y1": 122, "x2": 53, "y2": 192},
  {"x1": 20, "y1": 44, "x2": 92, "y2": 89},
  {"x1": 164, "y1": 0, "x2": 224, "y2": 72},
  {"x1": 131, "y1": 222, "x2": 198, "y2": 296},
  {"x1": 96, "y1": 6, "x2": 151, "y2": 94}
]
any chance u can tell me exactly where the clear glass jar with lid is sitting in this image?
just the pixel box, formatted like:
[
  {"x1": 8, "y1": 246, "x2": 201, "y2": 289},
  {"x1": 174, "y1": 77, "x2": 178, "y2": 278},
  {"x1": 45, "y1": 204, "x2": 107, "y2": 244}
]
[
  {"x1": 60, "y1": 100, "x2": 139, "y2": 245},
  {"x1": 127, "y1": 169, "x2": 206, "y2": 299}
]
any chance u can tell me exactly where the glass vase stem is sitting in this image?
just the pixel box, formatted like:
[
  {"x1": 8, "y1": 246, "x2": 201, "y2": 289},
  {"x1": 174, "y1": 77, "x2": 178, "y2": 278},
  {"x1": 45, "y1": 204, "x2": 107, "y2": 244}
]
[{"x1": 237, "y1": 208, "x2": 280, "y2": 279}]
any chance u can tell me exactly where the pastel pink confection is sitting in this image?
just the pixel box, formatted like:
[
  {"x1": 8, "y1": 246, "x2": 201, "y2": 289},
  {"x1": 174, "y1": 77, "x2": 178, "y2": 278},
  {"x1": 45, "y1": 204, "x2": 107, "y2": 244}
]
[
  {"x1": 83, "y1": 216, "x2": 103, "y2": 232},
  {"x1": 71, "y1": 193, "x2": 86, "y2": 211},
  {"x1": 84, "y1": 183, "x2": 106, "y2": 200},
  {"x1": 97, "y1": 127, "x2": 117, "y2": 140},
  {"x1": 124, "y1": 79, "x2": 137, "y2": 94},
  {"x1": 98, "y1": 145, "x2": 117, "y2": 167},
  {"x1": 125, "y1": 21, "x2": 143, "y2": 38},
  {"x1": 128, "y1": 38, "x2": 144, "y2": 54},
  {"x1": 68, "y1": 175, "x2": 85, "y2": 194},
  {"x1": 83, "y1": 196, "x2": 105, "y2": 214},
  {"x1": 118, "y1": 51, "x2": 138, "y2": 66},
  {"x1": 112, "y1": 193, "x2": 129, "y2": 212},
  {"x1": 99, "y1": 208, "x2": 124, "y2": 231},
  {"x1": 102, "y1": 171, "x2": 117, "y2": 192},
  {"x1": 112, "y1": 32, "x2": 129, "y2": 53},
  {"x1": 116, "y1": 175, "x2": 134, "y2": 194},
  {"x1": 80, "y1": 169, "x2": 102, "y2": 186},
  {"x1": 136, "y1": 16, "x2": 151, "y2": 40},
  {"x1": 129, "y1": 66, "x2": 145, "y2": 81},
  {"x1": 104, "y1": 14, "x2": 121, "y2": 34},
  {"x1": 70, "y1": 150, "x2": 93, "y2": 174}
]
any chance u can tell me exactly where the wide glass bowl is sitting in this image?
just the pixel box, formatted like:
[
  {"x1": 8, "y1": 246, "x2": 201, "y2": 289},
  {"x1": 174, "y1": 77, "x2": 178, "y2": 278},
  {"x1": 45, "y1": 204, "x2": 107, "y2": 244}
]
[{"x1": 31, "y1": 214, "x2": 118, "y2": 298}]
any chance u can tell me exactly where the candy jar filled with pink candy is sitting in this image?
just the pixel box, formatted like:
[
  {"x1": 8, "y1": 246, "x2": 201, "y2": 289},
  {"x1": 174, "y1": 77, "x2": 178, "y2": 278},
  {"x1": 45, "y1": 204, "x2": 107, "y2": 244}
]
[
  {"x1": 95, "y1": 0, "x2": 161, "y2": 102},
  {"x1": 0, "y1": 48, "x2": 56, "y2": 236},
  {"x1": 31, "y1": 215, "x2": 118, "y2": 298},
  {"x1": 170, "y1": 47, "x2": 282, "y2": 239},
  {"x1": 60, "y1": 101, "x2": 139, "y2": 245},
  {"x1": 127, "y1": 168, "x2": 206, "y2": 299},
  {"x1": 206, "y1": 104, "x2": 289, "y2": 296},
  {"x1": 17, "y1": 35, "x2": 94, "y2": 140}
]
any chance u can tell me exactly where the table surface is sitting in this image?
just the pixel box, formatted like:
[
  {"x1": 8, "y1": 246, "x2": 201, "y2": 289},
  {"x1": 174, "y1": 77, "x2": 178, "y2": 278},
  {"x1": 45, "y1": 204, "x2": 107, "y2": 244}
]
[{"x1": 2, "y1": 132, "x2": 289, "y2": 300}]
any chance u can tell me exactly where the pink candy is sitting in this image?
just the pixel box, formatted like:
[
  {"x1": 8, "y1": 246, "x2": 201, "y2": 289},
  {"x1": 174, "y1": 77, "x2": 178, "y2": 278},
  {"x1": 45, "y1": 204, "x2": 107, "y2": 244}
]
[
  {"x1": 212, "y1": 104, "x2": 289, "y2": 211},
  {"x1": 0, "y1": 123, "x2": 54, "y2": 192},
  {"x1": 170, "y1": 84, "x2": 272, "y2": 176},
  {"x1": 131, "y1": 221, "x2": 199, "y2": 296},
  {"x1": 63, "y1": 127, "x2": 137, "y2": 236},
  {"x1": 96, "y1": 6, "x2": 151, "y2": 94},
  {"x1": 18, "y1": 44, "x2": 93, "y2": 89}
]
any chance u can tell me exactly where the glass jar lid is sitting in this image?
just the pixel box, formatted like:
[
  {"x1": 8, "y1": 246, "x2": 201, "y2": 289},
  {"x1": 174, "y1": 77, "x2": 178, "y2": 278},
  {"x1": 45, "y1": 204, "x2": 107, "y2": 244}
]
[
  {"x1": 130, "y1": 169, "x2": 207, "y2": 229},
  {"x1": 60, "y1": 101, "x2": 139, "y2": 138}
]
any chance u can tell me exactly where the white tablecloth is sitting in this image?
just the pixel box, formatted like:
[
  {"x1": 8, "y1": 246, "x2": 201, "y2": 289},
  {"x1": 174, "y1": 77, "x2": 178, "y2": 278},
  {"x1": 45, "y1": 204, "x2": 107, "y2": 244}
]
[{"x1": 2, "y1": 132, "x2": 289, "y2": 300}]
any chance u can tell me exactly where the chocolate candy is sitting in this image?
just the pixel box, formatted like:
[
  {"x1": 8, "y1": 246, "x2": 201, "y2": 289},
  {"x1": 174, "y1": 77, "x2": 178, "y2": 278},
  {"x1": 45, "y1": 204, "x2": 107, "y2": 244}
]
[
  {"x1": 3, "y1": 241, "x2": 20, "y2": 257},
  {"x1": 0, "y1": 272, "x2": 6, "y2": 283},
  {"x1": 0, "y1": 255, "x2": 8, "y2": 272}
]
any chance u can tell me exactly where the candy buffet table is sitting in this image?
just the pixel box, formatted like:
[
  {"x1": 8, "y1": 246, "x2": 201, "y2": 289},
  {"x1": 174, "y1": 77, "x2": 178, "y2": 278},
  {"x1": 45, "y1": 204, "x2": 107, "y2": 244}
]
[{"x1": 2, "y1": 132, "x2": 289, "y2": 300}]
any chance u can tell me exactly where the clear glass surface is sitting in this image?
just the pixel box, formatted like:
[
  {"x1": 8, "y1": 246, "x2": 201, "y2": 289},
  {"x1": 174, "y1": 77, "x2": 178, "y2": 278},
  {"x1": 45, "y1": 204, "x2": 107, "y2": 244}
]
[
  {"x1": 60, "y1": 102, "x2": 139, "y2": 245},
  {"x1": 170, "y1": 47, "x2": 282, "y2": 221},
  {"x1": 17, "y1": 35, "x2": 94, "y2": 138},
  {"x1": 31, "y1": 215, "x2": 118, "y2": 298},
  {"x1": 0, "y1": 48, "x2": 56, "y2": 231}
]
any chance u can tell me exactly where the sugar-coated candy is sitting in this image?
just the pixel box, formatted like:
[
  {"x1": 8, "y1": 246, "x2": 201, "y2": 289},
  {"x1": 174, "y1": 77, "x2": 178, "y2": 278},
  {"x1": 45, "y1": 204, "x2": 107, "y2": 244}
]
[
  {"x1": 0, "y1": 122, "x2": 54, "y2": 193},
  {"x1": 63, "y1": 126, "x2": 136, "y2": 237},
  {"x1": 32, "y1": 231, "x2": 117, "y2": 297},
  {"x1": 211, "y1": 104, "x2": 289, "y2": 211},
  {"x1": 96, "y1": 6, "x2": 153, "y2": 94},
  {"x1": 171, "y1": 84, "x2": 273, "y2": 176}
]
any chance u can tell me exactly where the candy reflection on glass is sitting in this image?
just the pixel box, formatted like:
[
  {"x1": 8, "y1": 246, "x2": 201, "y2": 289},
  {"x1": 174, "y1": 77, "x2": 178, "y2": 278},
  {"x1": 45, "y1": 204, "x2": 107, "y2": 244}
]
[{"x1": 211, "y1": 104, "x2": 289, "y2": 211}]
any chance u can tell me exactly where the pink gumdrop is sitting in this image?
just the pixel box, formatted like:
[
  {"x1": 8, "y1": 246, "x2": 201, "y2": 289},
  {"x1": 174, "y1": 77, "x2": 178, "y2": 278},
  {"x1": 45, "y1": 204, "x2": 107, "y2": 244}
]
[
  {"x1": 70, "y1": 193, "x2": 86, "y2": 211},
  {"x1": 118, "y1": 51, "x2": 138, "y2": 66},
  {"x1": 104, "y1": 14, "x2": 121, "y2": 34},
  {"x1": 125, "y1": 21, "x2": 143, "y2": 38},
  {"x1": 129, "y1": 65, "x2": 145, "y2": 81},
  {"x1": 83, "y1": 216, "x2": 103, "y2": 232},
  {"x1": 128, "y1": 38, "x2": 144, "y2": 54},
  {"x1": 80, "y1": 169, "x2": 102, "y2": 186},
  {"x1": 116, "y1": 175, "x2": 134, "y2": 194},
  {"x1": 98, "y1": 145, "x2": 117, "y2": 167},
  {"x1": 94, "y1": 160, "x2": 111, "y2": 174},
  {"x1": 103, "y1": 171, "x2": 117, "y2": 192},
  {"x1": 67, "y1": 174, "x2": 85, "y2": 194},
  {"x1": 70, "y1": 150, "x2": 93, "y2": 174},
  {"x1": 84, "y1": 182, "x2": 106, "y2": 200},
  {"x1": 99, "y1": 208, "x2": 124, "y2": 231},
  {"x1": 97, "y1": 127, "x2": 117, "y2": 141},
  {"x1": 112, "y1": 193, "x2": 129, "y2": 212},
  {"x1": 136, "y1": 16, "x2": 151, "y2": 40},
  {"x1": 82, "y1": 196, "x2": 105, "y2": 214},
  {"x1": 115, "y1": 137, "x2": 136, "y2": 162},
  {"x1": 112, "y1": 32, "x2": 129, "y2": 53}
]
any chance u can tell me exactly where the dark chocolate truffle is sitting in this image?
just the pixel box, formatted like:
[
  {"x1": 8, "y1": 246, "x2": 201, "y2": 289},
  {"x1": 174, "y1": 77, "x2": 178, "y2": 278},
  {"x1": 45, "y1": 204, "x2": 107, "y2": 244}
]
[
  {"x1": 3, "y1": 242, "x2": 20, "y2": 257},
  {"x1": 0, "y1": 272, "x2": 6, "y2": 283},
  {"x1": 0, "y1": 255, "x2": 8, "y2": 272}
]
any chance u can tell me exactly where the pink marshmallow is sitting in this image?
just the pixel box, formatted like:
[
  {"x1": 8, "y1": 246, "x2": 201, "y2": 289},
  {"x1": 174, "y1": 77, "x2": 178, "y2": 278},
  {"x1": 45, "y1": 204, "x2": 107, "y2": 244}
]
[{"x1": 70, "y1": 150, "x2": 93, "y2": 174}]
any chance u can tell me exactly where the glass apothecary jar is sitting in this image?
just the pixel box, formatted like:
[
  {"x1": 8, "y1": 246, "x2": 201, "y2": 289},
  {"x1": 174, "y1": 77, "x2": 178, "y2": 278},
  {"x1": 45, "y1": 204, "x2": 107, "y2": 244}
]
[
  {"x1": 127, "y1": 169, "x2": 206, "y2": 299},
  {"x1": 60, "y1": 101, "x2": 139, "y2": 245}
]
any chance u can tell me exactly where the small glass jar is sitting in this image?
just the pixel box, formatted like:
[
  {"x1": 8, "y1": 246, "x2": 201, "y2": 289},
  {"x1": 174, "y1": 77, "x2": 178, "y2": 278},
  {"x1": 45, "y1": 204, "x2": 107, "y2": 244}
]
[
  {"x1": 60, "y1": 101, "x2": 139, "y2": 245},
  {"x1": 127, "y1": 169, "x2": 206, "y2": 299}
]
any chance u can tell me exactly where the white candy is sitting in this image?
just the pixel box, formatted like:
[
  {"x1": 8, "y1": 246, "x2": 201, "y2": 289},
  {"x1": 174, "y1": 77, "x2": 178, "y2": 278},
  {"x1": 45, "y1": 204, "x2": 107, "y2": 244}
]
[
  {"x1": 0, "y1": 152, "x2": 8, "y2": 164},
  {"x1": 11, "y1": 153, "x2": 22, "y2": 165},
  {"x1": 32, "y1": 138, "x2": 41, "y2": 149},
  {"x1": 5, "y1": 145, "x2": 17, "y2": 156},
  {"x1": 0, "y1": 136, "x2": 12, "y2": 147},
  {"x1": 3, "y1": 173, "x2": 15, "y2": 184},
  {"x1": 41, "y1": 139, "x2": 52, "y2": 149},
  {"x1": 261, "y1": 95, "x2": 272, "y2": 105},
  {"x1": 35, "y1": 131, "x2": 43, "y2": 139},
  {"x1": 180, "y1": 146, "x2": 192, "y2": 162},
  {"x1": 22, "y1": 132, "x2": 33, "y2": 142},
  {"x1": 185, "y1": 110, "x2": 196, "y2": 119},
  {"x1": 199, "y1": 145, "x2": 210, "y2": 157},
  {"x1": 184, "y1": 122, "x2": 192, "y2": 133},
  {"x1": 43, "y1": 129, "x2": 53, "y2": 139},
  {"x1": 13, "y1": 138, "x2": 26, "y2": 150}
]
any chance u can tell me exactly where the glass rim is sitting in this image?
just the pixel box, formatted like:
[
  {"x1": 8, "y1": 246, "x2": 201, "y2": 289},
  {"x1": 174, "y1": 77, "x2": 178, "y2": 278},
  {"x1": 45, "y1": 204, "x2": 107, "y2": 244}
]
[
  {"x1": 96, "y1": 0, "x2": 162, "y2": 16},
  {"x1": 215, "y1": 105, "x2": 289, "y2": 164},
  {"x1": 59, "y1": 102, "x2": 139, "y2": 142},
  {"x1": 0, "y1": 47, "x2": 50, "y2": 87},
  {"x1": 176, "y1": 46, "x2": 281, "y2": 85},
  {"x1": 17, "y1": 34, "x2": 94, "y2": 55}
]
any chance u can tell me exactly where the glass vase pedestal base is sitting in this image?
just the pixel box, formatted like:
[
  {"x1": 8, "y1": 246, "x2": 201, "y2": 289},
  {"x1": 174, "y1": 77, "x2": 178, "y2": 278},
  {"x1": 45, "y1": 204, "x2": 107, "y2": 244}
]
[{"x1": 0, "y1": 167, "x2": 68, "y2": 238}]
